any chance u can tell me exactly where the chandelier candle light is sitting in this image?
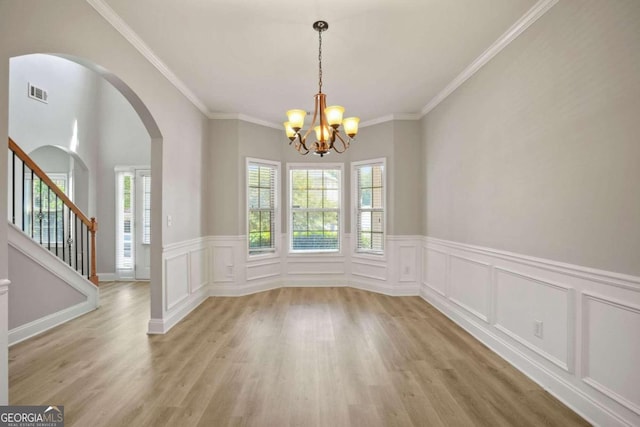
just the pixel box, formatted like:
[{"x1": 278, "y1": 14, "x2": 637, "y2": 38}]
[{"x1": 284, "y1": 21, "x2": 360, "y2": 157}]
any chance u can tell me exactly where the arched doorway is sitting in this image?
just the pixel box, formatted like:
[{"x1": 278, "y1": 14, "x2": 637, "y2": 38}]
[{"x1": 6, "y1": 53, "x2": 163, "y2": 330}]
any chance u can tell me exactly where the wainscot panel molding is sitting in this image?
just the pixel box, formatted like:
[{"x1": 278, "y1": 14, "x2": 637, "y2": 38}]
[
  {"x1": 207, "y1": 234, "x2": 421, "y2": 297},
  {"x1": 149, "y1": 237, "x2": 210, "y2": 334},
  {"x1": 422, "y1": 237, "x2": 640, "y2": 427},
  {"x1": 581, "y1": 292, "x2": 640, "y2": 417}
]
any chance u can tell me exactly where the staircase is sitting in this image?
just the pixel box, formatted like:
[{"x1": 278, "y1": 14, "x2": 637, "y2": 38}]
[{"x1": 7, "y1": 138, "x2": 99, "y2": 345}]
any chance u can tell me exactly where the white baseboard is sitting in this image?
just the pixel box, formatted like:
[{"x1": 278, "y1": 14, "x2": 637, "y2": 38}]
[
  {"x1": 208, "y1": 278, "x2": 418, "y2": 298},
  {"x1": 209, "y1": 281, "x2": 281, "y2": 297},
  {"x1": 421, "y1": 236, "x2": 640, "y2": 427},
  {"x1": 147, "y1": 287, "x2": 208, "y2": 334},
  {"x1": 97, "y1": 272, "x2": 116, "y2": 282},
  {"x1": 9, "y1": 300, "x2": 97, "y2": 346},
  {"x1": 419, "y1": 284, "x2": 626, "y2": 427}
]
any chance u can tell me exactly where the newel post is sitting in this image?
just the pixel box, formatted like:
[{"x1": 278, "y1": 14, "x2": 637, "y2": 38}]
[{"x1": 89, "y1": 217, "x2": 99, "y2": 286}]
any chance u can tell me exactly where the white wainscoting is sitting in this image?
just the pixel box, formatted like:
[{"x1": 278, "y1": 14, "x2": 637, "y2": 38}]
[
  {"x1": 422, "y1": 236, "x2": 640, "y2": 427},
  {"x1": 148, "y1": 237, "x2": 210, "y2": 334},
  {"x1": 207, "y1": 234, "x2": 422, "y2": 297}
]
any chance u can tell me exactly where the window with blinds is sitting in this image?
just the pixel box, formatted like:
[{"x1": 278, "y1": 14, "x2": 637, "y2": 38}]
[
  {"x1": 247, "y1": 159, "x2": 279, "y2": 255},
  {"x1": 289, "y1": 165, "x2": 342, "y2": 252},
  {"x1": 354, "y1": 159, "x2": 385, "y2": 254},
  {"x1": 116, "y1": 171, "x2": 134, "y2": 270},
  {"x1": 142, "y1": 175, "x2": 151, "y2": 245}
]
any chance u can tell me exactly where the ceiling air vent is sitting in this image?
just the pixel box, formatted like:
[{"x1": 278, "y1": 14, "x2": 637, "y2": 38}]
[{"x1": 28, "y1": 83, "x2": 48, "y2": 103}]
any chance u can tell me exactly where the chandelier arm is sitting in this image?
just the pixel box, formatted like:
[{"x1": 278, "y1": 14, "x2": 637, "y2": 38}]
[
  {"x1": 297, "y1": 137, "x2": 310, "y2": 155},
  {"x1": 332, "y1": 131, "x2": 349, "y2": 153}
]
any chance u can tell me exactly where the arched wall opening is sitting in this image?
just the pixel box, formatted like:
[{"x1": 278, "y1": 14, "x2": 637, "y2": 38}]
[
  {"x1": 6, "y1": 52, "x2": 163, "y2": 326},
  {"x1": 29, "y1": 145, "x2": 90, "y2": 214}
]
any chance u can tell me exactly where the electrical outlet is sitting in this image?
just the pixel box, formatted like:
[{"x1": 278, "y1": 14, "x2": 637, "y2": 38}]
[
  {"x1": 404, "y1": 266, "x2": 410, "y2": 274},
  {"x1": 534, "y1": 320, "x2": 543, "y2": 338},
  {"x1": 167, "y1": 215, "x2": 172, "y2": 227}
]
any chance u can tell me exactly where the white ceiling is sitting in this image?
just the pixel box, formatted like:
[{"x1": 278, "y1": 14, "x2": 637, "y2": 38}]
[{"x1": 101, "y1": 0, "x2": 536, "y2": 125}]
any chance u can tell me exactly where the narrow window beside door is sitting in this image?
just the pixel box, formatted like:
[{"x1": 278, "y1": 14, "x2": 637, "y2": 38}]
[{"x1": 116, "y1": 172, "x2": 134, "y2": 271}]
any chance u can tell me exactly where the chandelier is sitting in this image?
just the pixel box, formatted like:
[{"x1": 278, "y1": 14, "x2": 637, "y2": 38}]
[{"x1": 284, "y1": 21, "x2": 360, "y2": 157}]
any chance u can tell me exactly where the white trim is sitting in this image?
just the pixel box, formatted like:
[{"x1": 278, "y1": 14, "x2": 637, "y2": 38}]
[
  {"x1": 420, "y1": 0, "x2": 559, "y2": 116},
  {"x1": 0, "y1": 279, "x2": 10, "y2": 296},
  {"x1": 163, "y1": 236, "x2": 208, "y2": 253},
  {"x1": 359, "y1": 114, "x2": 421, "y2": 128},
  {"x1": 424, "y1": 236, "x2": 640, "y2": 427},
  {"x1": 8, "y1": 225, "x2": 99, "y2": 301},
  {"x1": 246, "y1": 157, "x2": 281, "y2": 260},
  {"x1": 208, "y1": 235, "x2": 245, "y2": 243},
  {"x1": 87, "y1": 0, "x2": 558, "y2": 129},
  {"x1": 9, "y1": 300, "x2": 96, "y2": 346},
  {"x1": 351, "y1": 158, "x2": 387, "y2": 258},
  {"x1": 494, "y1": 266, "x2": 576, "y2": 373},
  {"x1": 419, "y1": 284, "x2": 627, "y2": 427},
  {"x1": 114, "y1": 165, "x2": 150, "y2": 172},
  {"x1": 86, "y1": 0, "x2": 210, "y2": 116},
  {"x1": 97, "y1": 272, "x2": 116, "y2": 282},
  {"x1": 147, "y1": 286, "x2": 208, "y2": 334},
  {"x1": 427, "y1": 236, "x2": 640, "y2": 291},
  {"x1": 580, "y1": 292, "x2": 640, "y2": 416},
  {"x1": 286, "y1": 162, "x2": 345, "y2": 255},
  {"x1": 209, "y1": 281, "x2": 281, "y2": 297},
  {"x1": 210, "y1": 113, "x2": 281, "y2": 130}
]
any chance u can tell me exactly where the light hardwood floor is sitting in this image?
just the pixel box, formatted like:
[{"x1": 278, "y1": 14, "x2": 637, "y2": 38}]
[{"x1": 9, "y1": 282, "x2": 589, "y2": 426}]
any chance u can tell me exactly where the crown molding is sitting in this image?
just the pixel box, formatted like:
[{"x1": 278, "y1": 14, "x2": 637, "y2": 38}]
[
  {"x1": 209, "y1": 113, "x2": 282, "y2": 130},
  {"x1": 86, "y1": 0, "x2": 211, "y2": 117},
  {"x1": 360, "y1": 114, "x2": 421, "y2": 128},
  {"x1": 87, "y1": 0, "x2": 558, "y2": 128},
  {"x1": 420, "y1": 0, "x2": 558, "y2": 117}
]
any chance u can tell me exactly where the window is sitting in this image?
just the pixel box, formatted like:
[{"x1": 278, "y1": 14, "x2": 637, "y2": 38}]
[
  {"x1": 353, "y1": 159, "x2": 385, "y2": 254},
  {"x1": 141, "y1": 175, "x2": 151, "y2": 245},
  {"x1": 247, "y1": 159, "x2": 279, "y2": 255},
  {"x1": 29, "y1": 174, "x2": 67, "y2": 245},
  {"x1": 116, "y1": 171, "x2": 134, "y2": 270},
  {"x1": 289, "y1": 164, "x2": 342, "y2": 252}
]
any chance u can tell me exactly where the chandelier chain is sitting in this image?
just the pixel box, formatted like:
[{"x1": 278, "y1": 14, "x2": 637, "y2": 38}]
[{"x1": 318, "y1": 28, "x2": 323, "y2": 93}]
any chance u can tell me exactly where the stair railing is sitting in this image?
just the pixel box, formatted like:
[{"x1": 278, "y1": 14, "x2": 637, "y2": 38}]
[{"x1": 8, "y1": 138, "x2": 98, "y2": 286}]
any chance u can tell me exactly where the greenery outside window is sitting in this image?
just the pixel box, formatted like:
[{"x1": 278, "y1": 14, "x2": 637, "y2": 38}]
[
  {"x1": 289, "y1": 164, "x2": 342, "y2": 253},
  {"x1": 353, "y1": 159, "x2": 385, "y2": 254},
  {"x1": 247, "y1": 158, "x2": 279, "y2": 255}
]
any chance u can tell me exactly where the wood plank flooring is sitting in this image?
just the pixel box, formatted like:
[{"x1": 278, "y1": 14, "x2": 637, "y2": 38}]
[{"x1": 9, "y1": 282, "x2": 589, "y2": 426}]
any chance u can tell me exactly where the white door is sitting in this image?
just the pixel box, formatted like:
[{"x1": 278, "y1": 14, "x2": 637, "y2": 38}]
[{"x1": 135, "y1": 170, "x2": 151, "y2": 280}]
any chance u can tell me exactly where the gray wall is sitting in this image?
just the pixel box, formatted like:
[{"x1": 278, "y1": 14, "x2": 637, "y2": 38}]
[
  {"x1": 30, "y1": 145, "x2": 70, "y2": 173},
  {"x1": 207, "y1": 117, "x2": 424, "y2": 237},
  {"x1": 207, "y1": 119, "x2": 240, "y2": 236},
  {"x1": 96, "y1": 79, "x2": 150, "y2": 274},
  {"x1": 422, "y1": 0, "x2": 640, "y2": 276},
  {"x1": 9, "y1": 54, "x2": 100, "y2": 218},
  {"x1": 8, "y1": 246, "x2": 85, "y2": 329},
  {"x1": 9, "y1": 55, "x2": 151, "y2": 276},
  {"x1": 29, "y1": 145, "x2": 90, "y2": 214}
]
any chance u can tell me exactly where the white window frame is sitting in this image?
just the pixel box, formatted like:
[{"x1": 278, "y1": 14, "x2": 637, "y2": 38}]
[
  {"x1": 28, "y1": 172, "x2": 68, "y2": 246},
  {"x1": 351, "y1": 158, "x2": 386, "y2": 259},
  {"x1": 287, "y1": 162, "x2": 344, "y2": 255},
  {"x1": 246, "y1": 157, "x2": 280, "y2": 259},
  {"x1": 114, "y1": 165, "x2": 149, "y2": 279}
]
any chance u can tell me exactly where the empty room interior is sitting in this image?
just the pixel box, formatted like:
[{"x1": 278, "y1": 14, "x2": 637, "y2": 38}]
[{"x1": 0, "y1": 0, "x2": 638, "y2": 426}]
